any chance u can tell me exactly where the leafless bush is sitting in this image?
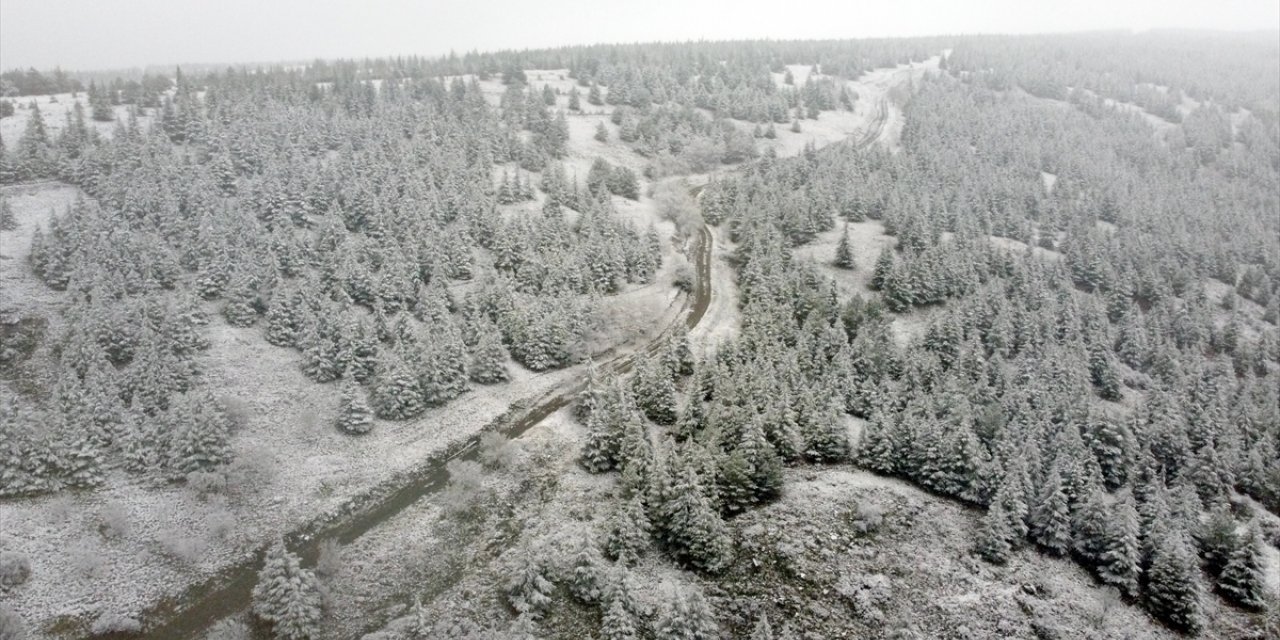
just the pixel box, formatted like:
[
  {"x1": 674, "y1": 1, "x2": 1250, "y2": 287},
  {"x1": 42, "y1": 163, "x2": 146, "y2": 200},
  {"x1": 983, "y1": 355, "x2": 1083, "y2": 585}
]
[
  {"x1": 479, "y1": 431, "x2": 516, "y2": 469},
  {"x1": 441, "y1": 459, "x2": 486, "y2": 519},
  {"x1": 46, "y1": 497, "x2": 74, "y2": 524},
  {"x1": 1090, "y1": 586, "x2": 1121, "y2": 631},
  {"x1": 219, "y1": 396, "x2": 251, "y2": 432},
  {"x1": 187, "y1": 470, "x2": 228, "y2": 499},
  {"x1": 205, "y1": 506, "x2": 237, "y2": 541},
  {"x1": 69, "y1": 539, "x2": 107, "y2": 579},
  {"x1": 0, "y1": 604, "x2": 27, "y2": 640},
  {"x1": 96, "y1": 503, "x2": 131, "y2": 540},
  {"x1": 315, "y1": 538, "x2": 343, "y2": 580},
  {"x1": 158, "y1": 533, "x2": 206, "y2": 565},
  {"x1": 0, "y1": 551, "x2": 32, "y2": 588},
  {"x1": 850, "y1": 501, "x2": 885, "y2": 535},
  {"x1": 89, "y1": 612, "x2": 142, "y2": 635},
  {"x1": 673, "y1": 260, "x2": 695, "y2": 293},
  {"x1": 206, "y1": 617, "x2": 251, "y2": 640},
  {"x1": 224, "y1": 448, "x2": 277, "y2": 494}
]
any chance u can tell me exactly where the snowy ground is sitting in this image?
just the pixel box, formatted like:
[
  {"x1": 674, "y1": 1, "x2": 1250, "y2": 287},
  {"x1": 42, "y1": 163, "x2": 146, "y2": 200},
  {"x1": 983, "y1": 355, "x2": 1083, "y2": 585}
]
[
  {"x1": 0, "y1": 182, "x2": 78, "y2": 317},
  {"x1": 1, "y1": 57, "x2": 941, "y2": 635},
  {"x1": 352, "y1": 412, "x2": 1267, "y2": 640},
  {"x1": 1, "y1": 93, "x2": 146, "y2": 149}
]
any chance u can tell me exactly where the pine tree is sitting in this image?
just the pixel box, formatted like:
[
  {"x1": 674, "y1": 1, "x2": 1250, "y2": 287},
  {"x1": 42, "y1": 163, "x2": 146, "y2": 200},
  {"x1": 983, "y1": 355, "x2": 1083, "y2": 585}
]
[
  {"x1": 655, "y1": 583, "x2": 720, "y2": 640},
  {"x1": 1097, "y1": 496, "x2": 1141, "y2": 598},
  {"x1": 336, "y1": 378, "x2": 374, "y2": 435},
  {"x1": 595, "y1": 122, "x2": 609, "y2": 143},
  {"x1": 603, "y1": 493, "x2": 651, "y2": 566},
  {"x1": 601, "y1": 594, "x2": 640, "y2": 640},
  {"x1": 1144, "y1": 531, "x2": 1205, "y2": 634},
  {"x1": 633, "y1": 357, "x2": 678, "y2": 425},
  {"x1": 750, "y1": 613, "x2": 774, "y2": 640},
  {"x1": 1030, "y1": 466, "x2": 1072, "y2": 555},
  {"x1": 977, "y1": 501, "x2": 1014, "y2": 564},
  {"x1": 1217, "y1": 525, "x2": 1267, "y2": 610},
  {"x1": 834, "y1": 223, "x2": 855, "y2": 269},
  {"x1": 0, "y1": 198, "x2": 15, "y2": 231},
  {"x1": 372, "y1": 351, "x2": 424, "y2": 420},
  {"x1": 469, "y1": 319, "x2": 510, "y2": 384},
  {"x1": 661, "y1": 464, "x2": 734, "y2": 573},
  {"x1": 252, "y1": 540, "x2": 323, "y2": 640},
  {"x1": 222, "y1": 274, "x2": 259, "y2": 327},
  {"x1": 581, "y1": 383, "x2": 626, "y2": 472},
  {"x1": 871, "y1": 247, "x2": 894, "y2": 291},
  {"x1": 165, "y1": 392, "x2": 233, "y2": 480}
]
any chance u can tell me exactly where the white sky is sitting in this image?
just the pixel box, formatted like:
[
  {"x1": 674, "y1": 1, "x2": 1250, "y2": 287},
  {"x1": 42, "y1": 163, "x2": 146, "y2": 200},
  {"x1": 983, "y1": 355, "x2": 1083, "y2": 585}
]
[{"x1": 1, "y1": 0, "x2": 1277, "y2": 71}]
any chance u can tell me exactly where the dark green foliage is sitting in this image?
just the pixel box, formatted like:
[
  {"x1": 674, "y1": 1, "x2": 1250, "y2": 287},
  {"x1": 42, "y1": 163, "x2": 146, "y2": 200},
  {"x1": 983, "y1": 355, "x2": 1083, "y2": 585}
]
[
  {"x1": 632, "y1": 356, "x2": 678, "y2": 425},
  {"x1": 1144, "y1": 532, "x2": 1205, "y2": 634},
  {"x1": 834, "y1": 223, "x2": 855, "y2": 269},
  {"x1": 1030, "y1": 466, "x2": 1072, "y2": 555},
  {"x1": 655, "y1": 583, "x2": 720, "y2": 640},
  {"x1": 336, "y1": 378, "x2": 374, "y2": 435},
  {"x1": 469, "y1": 319, "x2": 510, "y2": 384},
  {"x1": 252, "y1": 540, "x2": 323, "y2": 640},
  {"x1": 603, "y1": 494, "x2": 651, "y2": 566},
  {"x1": 372, "y1": 350, "x2": 424, "y2": 420},
  {"x1": 1217, "y1": 525, "x2": 1268, "y2": 610},
  {"x1": 658, "y1": 462, "x2": 734, "y2": 573}
]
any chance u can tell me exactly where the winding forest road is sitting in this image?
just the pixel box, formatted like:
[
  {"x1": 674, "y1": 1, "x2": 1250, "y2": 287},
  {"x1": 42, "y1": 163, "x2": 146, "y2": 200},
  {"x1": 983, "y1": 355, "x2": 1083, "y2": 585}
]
[
  {"x1": 135, "y1": 228, "x2": 713, "y2": 639},
  {"x1": 133, "y1": 94, "x2": 887, "y2": 640}
]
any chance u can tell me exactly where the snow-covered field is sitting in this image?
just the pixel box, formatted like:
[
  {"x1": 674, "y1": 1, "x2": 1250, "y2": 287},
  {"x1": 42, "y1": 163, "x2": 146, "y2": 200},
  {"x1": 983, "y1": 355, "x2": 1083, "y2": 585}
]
[
  {"x1": 0, "y1": 57, "x2": 936, "y2": 635},
  {"x1": 1, "y1": 93, "x2": 144, "y2": 149}
]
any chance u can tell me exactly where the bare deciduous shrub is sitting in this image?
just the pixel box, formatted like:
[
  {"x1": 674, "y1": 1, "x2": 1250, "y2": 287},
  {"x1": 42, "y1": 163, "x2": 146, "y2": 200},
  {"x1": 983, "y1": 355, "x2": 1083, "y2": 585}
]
[
  {"x1": 206, "y1": 507, "x2": 237, "y2": 541},
  {"x1": 187, "y1": 470, "x2": 228, "y2": 499},
  {"x1": 849, "y1": 501, "x2": 885, "y2": 535},
  {"x1": 46, "y1": 497, "x2": 74, "y2": 524},
  {"x1": 0, "y1": 551, "x2": 32, "y2": 588},
  {"x1": 479, "y1": 431, "x2": 515, "y2": 469},
  {"x1": 0, "y1": 603, "x2": 28, "y2": 640},
  {"x1": 89, "y1": 612, "x2": 142, "y2": 635},
  {"x1": 224, "y1": 448, "x2": 277, "y2": 494},
  {"x1": 441, "y1": 459, "x2": 485, "y2": 519},
  {"x1": 206, "y1": 617, "x2": 251, "y2": 640},
  {"x1": 70, "y1": 539, "x2": 107, "y2": 579},
  {"x1": 1090, "y1": 586, "x2": 1121, "y2": 630},
  {"x1": 219, "y1": 396, "x2": 251, "y2": 432},
  {"x1": 672, "y1": 259, "x2": 695, "y2": 293},
  {"x1": 96, "y1": 503, "x2": 131, "y2": 540},
  {"x1": 315, "y1": 538, "x2": 343, "y2": 580},
  {"x1": 158, "y1": 533, "x2": 206, "y2": 565}
]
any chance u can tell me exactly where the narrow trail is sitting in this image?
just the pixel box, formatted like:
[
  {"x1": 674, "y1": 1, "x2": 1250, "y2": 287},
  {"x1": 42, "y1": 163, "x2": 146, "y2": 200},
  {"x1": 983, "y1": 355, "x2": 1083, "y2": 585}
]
[
  {"x1": 132, "y1": 230, "x2": 713, "y2": 640},
  {"x1": 128, "y1": 88, "x2": 890, "y2": 640}
]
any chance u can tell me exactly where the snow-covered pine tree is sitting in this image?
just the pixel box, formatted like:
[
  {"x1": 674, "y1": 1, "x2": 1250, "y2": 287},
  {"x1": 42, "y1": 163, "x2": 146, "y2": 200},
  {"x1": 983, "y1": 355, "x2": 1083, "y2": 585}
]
[
  {"x1": 632, "y1": 356, "x2": 678, "y2": 425},
  {"x1": 336, "y1": 377, "x2": 374, "y2": 435},
  {"x1": 468, "y1": 319, "x2": 510, "y2": 384},
  {"x1": 600, "y1": 594, "x2": 640, "y2": 640},
  {"x1": 1216, "y1": 525, "x2": 1267, "y2": 610},
  {"x1": 834, "y1": 223, "x2": 855, "y2": 269},
  {"x1": 1097, "y1": 494, "x2": 1142, "y2": 598},
  {"x1": 660, "y1": 464, "x2": 734, "y2": 572},
  {"x1": 1144, "y1": 531, "x2": 1205, "y2": 634},
  {"x1": 372, "y1": 350, "x2": 425, "y2": 420},
  {"x1": 603, "y1": 493, "x2": 651, "y2": 566},
  {"x1": 1030, "y1": 465, "x2": 1072, "y2": 555},
  {"x1": 976, "y1": 501, "x2": 1014, "y2": 564},
  {"x1": 252, "y1": 540, "x2": 323, "y2": 640},
  {"x1": 654, "y1": 583, "x2": 720, "y2": 640}
]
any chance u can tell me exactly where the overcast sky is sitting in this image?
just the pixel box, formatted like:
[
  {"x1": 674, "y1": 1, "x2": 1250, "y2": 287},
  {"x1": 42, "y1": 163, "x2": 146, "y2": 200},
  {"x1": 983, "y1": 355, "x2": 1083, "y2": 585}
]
[{"x1": 2, "y1": 0, "x2": 1277, "y2": 71}]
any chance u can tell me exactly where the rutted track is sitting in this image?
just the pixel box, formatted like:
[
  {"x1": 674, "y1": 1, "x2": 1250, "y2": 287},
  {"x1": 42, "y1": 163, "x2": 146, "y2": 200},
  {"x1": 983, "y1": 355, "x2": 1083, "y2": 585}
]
[
  {"x1": 128, "y1": 91, "x2": 885, "y2": 639},
  {"x1": 129, "y1": 227, "x2": 713, "y2": 640}
]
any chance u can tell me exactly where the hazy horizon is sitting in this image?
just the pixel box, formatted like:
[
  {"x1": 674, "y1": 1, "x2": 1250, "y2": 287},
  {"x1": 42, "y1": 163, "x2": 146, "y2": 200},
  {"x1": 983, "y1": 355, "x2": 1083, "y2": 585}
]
[{"x1": 2, "y1": 0, "x2": 1278, "y2": 73}]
